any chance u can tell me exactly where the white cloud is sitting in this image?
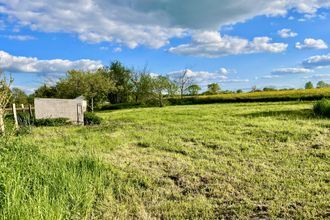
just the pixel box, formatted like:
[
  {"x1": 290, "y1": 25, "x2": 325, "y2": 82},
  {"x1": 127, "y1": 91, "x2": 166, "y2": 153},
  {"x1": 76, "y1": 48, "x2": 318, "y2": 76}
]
[
  {"x1": 167, "y1": 68, "x2": 248, "y2": 86},
  {"x1": 302, "y1": 54, "x2": 330, "y2": 68},
  {"x1": 99, "y1": 46, "x2": 109, "y2": 51},
  {"x1": 260, "y1": 75, "x2": 282, "y2": 79},
  {"x1": 0, "y1": 50, "x2": 102, "y2": 74},
  {"x1": 6, "y1": 35, "x2": 36, "y2": 41},
  {"x1": 303, "y1": 74, "x2": 330, "y2": 79},
  {"x1": 219, "y1": 68, "x2": 229, "y2": 75},
  {"x1": 167, "y1": 69, "x2": 227, "y2": 86},
  {"x1": 0, "y1": 0, "x2": 329, "y2": 49},
  {"x1": 271, "y1": 67, "x2": 314, "y2": 75},
  {"x1": 113, "y1": 47, "x2": 122, "y2": 53},
  {"x1": 278, "y1": 29, "x2": 298, "y2": 38},
  {"x1": 296, "y1": 38, "x2": 328, "y2": 49},
  {"x1": 169, "y1": 31, "x2": 287, "y2": 58}
]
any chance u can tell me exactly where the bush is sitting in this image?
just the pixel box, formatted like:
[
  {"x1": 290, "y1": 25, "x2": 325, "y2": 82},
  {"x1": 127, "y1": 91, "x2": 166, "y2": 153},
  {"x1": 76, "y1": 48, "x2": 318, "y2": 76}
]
[
  {"x1": 313, "y1": 99, "x2": 330, "y2": 118},
  {"x1": 16, "y1": 112, "x2": 34, "y2": 135},
  {"x1": 34, "y1": 118, "x2": 71, "y2": 127},
  {"x1": 17, "y1": 112, "x2": 34, "y2": 127},
  {"x1": 84, "y1": 112, "x2": 102, "y2": 125}
]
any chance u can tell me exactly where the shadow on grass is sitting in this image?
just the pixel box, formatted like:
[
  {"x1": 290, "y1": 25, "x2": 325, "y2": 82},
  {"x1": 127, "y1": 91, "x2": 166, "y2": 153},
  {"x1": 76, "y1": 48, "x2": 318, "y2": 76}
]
[{"x1": 240, "y1": 109, "x2": 315, "y2": 119}]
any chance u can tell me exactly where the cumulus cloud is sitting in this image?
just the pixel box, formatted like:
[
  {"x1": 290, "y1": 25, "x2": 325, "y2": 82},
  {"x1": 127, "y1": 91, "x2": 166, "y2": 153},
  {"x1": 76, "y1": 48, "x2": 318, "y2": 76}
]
[
  {"x1": 296, "y1": 38, "x2": 328, "y2": 49},
  {"x1": 113, "y1": 47, "x2": 122, "y2": 53},
  {"x1": 167, "y1": 68, "x2": 248, "y2": 86},
  {"x1": 278, "y1": 29, "x2": 298, "y2": 38},
  {"x1": 0, "y1": 0, "x2": 329, "y2": 48},
  {"x1": 169, "y1": 31, "x2": 287, "y2": 58},
  {"x1": 271, "y1": 67, "x2": 314, "y2": 75},
  {"x1": 303, "y1": 74, "x2": 330, "y2": 79},
  {"x1": 302, "y1": 54, "x2": 330, "y2": 68},
  {"x1": 6, "y1": 35, "x2": 36, "y2": 41},
  {"x1": 0, "y1": 50, "x2": 102, "y2": 74},
  {"x1": 219, "y1": 68, "x2": 229, "y2": 75}
]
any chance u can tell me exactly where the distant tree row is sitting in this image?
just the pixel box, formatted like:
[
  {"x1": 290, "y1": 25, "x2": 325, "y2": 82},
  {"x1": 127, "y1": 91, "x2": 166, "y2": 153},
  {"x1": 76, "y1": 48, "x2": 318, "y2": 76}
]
[
  {"x1": 27, "y1": 61, "x2": 227, "y2": 109},
  {"x1": 305, "y1": 81, "x2": 330, "y2": 89},
  {"x1": 5, "y1": 61, "x2": 330, "y2": 109}
]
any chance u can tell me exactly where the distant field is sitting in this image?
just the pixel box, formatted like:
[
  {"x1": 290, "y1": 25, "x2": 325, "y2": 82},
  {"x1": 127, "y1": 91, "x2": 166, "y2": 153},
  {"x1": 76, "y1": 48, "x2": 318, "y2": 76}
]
[
  {"x1": 0, "y1": 101, "x2": 329, "y2": 219},
  {"x1": 168, "y1": 88, "x2": 330, "y2": 105}
]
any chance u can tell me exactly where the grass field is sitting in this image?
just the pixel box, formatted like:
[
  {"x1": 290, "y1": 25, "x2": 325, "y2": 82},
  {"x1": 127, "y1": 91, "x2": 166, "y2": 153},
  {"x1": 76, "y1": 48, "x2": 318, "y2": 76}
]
[
  {"x1": 1, "y1": 101, "x2": 329, "y2": 219},
  {"x1": 168, "y1": 88, "x2": 330, "y2": 105}
]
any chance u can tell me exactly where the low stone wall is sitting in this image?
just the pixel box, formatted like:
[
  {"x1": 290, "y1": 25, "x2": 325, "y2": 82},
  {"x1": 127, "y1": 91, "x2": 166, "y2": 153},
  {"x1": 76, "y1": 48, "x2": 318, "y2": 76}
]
[{"x1": 34, "y1": 98, "x2": 87, "y2": 124}]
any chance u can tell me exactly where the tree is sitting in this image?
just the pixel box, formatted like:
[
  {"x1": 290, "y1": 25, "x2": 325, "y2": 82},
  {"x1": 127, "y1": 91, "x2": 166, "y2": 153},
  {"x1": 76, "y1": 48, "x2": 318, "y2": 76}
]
[
  {"x1": 187, "y1": 84, "x2": 201, "y2": 96},
  {"x1": 263, "y1": 87, "x2": 276, "y2": 91},
  {"x1": 317, "y1": 81, "x2": 330, "y2": 88},
  {"x1": 131, "y1": 69, "x2": 154, "y2": 104},
  {"x1": 305, "y1": 81, "x2": 314, "y2": 89},
  {"x1": 175, "y1": 69, "x2": 192, "y2": 98},
  {"x1": 0, "y1": 71, "x2": 13, "y2": 135},
  {"x1": 102, "y1": 61, "x2": 133, "y2": 104},
  {"x1": 34, "y1": 84, "x2": 58, "y2": 98},
  {"x1": 236, "y1": 89, "x2": 243, "y2": 93},
  {"x1": 56, "y1": 70, "x2": 115, "y2": 111},
  {"x1": 11, "y1": 88, "x2": 28, "y2": 104},
  {"x1": 207, "y1": 83, "x2": 221, "y2": 95},
  {"x1": 152, "y1": 76, "x2": 172, "y2": 107}
]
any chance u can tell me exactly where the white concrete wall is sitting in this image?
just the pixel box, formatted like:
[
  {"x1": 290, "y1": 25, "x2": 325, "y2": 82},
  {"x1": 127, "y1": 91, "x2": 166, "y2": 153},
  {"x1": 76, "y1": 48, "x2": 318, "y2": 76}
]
[{"x1": 34, "y1": 98, "x2": 87, "y2": 124}]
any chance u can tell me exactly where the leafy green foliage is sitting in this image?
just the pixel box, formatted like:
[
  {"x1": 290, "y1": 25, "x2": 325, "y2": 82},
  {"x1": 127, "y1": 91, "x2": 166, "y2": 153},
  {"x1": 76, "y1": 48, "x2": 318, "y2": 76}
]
[
  {"x1": 57, "y1": 70, "x2": 115, "y2": 111},
  {"x1": 34, "y1": 118, "x2": 71, "y2": 127},
  {"x1": 207, "y1": 83, "x2": 221, "y2": 94},
  {"x1": 11, "y1": 87, "x2": 29, "y2": 104},
  {"x1": 317, "y1": 81, "x2": 330, "y2": 88},
  {"x1": 34, "y1": 84, "x2": 58, "y2": 98},
  {"x1": 84, "y1": 112, "x2": 102, "y2": 125},
  {"x1": 101, "y1": 61, "x2": 134, "y2": 104},
  {"x1": 187, "y1": 84, "x2": 201, "y2": 96},
  {"x1": 313, "y1": 99, "x2": 330, "y2": 117},
  {"x1": 305, "y1": 81, "x2": 314, "y2": 89},
  {"x1": 152, "y1": 76, "x2": 173, "y2": 107}
]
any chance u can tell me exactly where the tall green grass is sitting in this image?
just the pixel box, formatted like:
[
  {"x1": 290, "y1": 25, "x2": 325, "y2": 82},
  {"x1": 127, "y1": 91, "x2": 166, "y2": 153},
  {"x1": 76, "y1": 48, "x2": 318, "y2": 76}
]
[
  {"x1": 313, "y1": 99, "x2": 330, "y2": 118},
  {"x1": 0, "y1": 139, "x2": 110, "y2": 219}
]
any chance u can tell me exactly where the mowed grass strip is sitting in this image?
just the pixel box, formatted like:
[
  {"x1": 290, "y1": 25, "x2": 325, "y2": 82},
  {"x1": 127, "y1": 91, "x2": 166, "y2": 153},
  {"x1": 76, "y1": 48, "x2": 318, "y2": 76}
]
[{"x1": 1, "y1": 101, "x2": 329, "y2": 219}]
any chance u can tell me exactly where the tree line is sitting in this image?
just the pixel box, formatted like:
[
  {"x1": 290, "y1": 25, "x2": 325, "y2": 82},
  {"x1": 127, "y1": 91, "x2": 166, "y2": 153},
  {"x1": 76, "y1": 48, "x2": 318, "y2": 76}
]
[
  {"x1": 9, "y1": 61, "x2": 225, "y2": 110},
  {"x1": 4, "y1": 61, "x2": 330, "y2": 110}
]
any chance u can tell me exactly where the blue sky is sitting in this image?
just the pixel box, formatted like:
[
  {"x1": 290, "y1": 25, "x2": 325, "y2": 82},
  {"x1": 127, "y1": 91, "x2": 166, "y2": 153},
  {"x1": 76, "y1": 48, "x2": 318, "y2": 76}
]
[{"x1": 1, "y1": 0, "x2": 330, "y2": 93}]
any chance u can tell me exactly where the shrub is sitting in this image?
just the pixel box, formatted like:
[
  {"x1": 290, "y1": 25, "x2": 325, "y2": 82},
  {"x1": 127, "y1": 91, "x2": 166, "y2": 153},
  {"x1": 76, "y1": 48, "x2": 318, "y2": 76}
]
[
  {"x1": 17, "y1": 112, "x2": 34, "y2": 126},
  {"x1": 84, "y1": 112, "x2": 102, "y2": 125},
  {"x1": 313, "y1": 99, "x2": 330, "y2": 118},
  {"x1": 34, "y1": 118, "x2": 71, "y2": 127},
  {"x1": 16, "y1": 112, "x2": 34, "y2": 135}
]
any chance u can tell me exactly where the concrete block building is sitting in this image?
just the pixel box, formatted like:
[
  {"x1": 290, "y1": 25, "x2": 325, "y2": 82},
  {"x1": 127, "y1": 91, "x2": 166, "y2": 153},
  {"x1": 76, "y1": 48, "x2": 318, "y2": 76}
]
[{"x1": 34, "y1": 96, "x2": 87, "y2": 124}]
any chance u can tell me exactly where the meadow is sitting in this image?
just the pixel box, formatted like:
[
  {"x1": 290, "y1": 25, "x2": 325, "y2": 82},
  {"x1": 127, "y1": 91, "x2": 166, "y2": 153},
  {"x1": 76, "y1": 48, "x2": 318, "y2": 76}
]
[
  {"x1": 0, "y1": 101, "x2": 329, "y2": 219},
  {"x1": 168, "y1": 88, "x2": 330, "y2": 105}
]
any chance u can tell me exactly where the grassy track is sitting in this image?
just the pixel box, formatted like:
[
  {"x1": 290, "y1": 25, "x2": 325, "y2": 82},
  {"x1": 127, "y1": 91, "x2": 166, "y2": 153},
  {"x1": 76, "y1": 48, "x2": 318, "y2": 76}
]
[{"x1": 0, "y1": 101, "x2": 329, "y2": 219}]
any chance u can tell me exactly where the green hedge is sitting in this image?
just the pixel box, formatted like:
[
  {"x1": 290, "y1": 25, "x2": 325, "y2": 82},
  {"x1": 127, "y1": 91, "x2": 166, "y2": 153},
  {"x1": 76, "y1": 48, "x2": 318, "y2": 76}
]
[
  {"x1": 313, "y1": 99, "x2": 330, "y2": 118},
  {"x1": 84, "y1": 112, "x2": 102, "y2": 125},
  {"x1": 34, "y1": 118, "x2": 71, "y2": 127}
]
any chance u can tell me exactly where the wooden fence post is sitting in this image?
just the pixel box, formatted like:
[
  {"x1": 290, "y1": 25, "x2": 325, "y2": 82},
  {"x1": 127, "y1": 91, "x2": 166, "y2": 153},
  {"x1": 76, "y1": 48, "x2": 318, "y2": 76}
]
[
  {"x1": 29, "y1": 105, "x2": 33, "y2": 119},
  {"x1": 12, "y1": 104, "x2": 18, "y2": 129},
  {"x1": 0, "y1": 109, "x2": 4, "y2": 135}
]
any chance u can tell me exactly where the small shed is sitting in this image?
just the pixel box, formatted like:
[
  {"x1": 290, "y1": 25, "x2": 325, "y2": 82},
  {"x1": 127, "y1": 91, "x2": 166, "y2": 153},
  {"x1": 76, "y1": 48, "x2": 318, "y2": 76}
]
[{"x1": 34, "y1": 96, "x2": 87, "y2": 124}]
